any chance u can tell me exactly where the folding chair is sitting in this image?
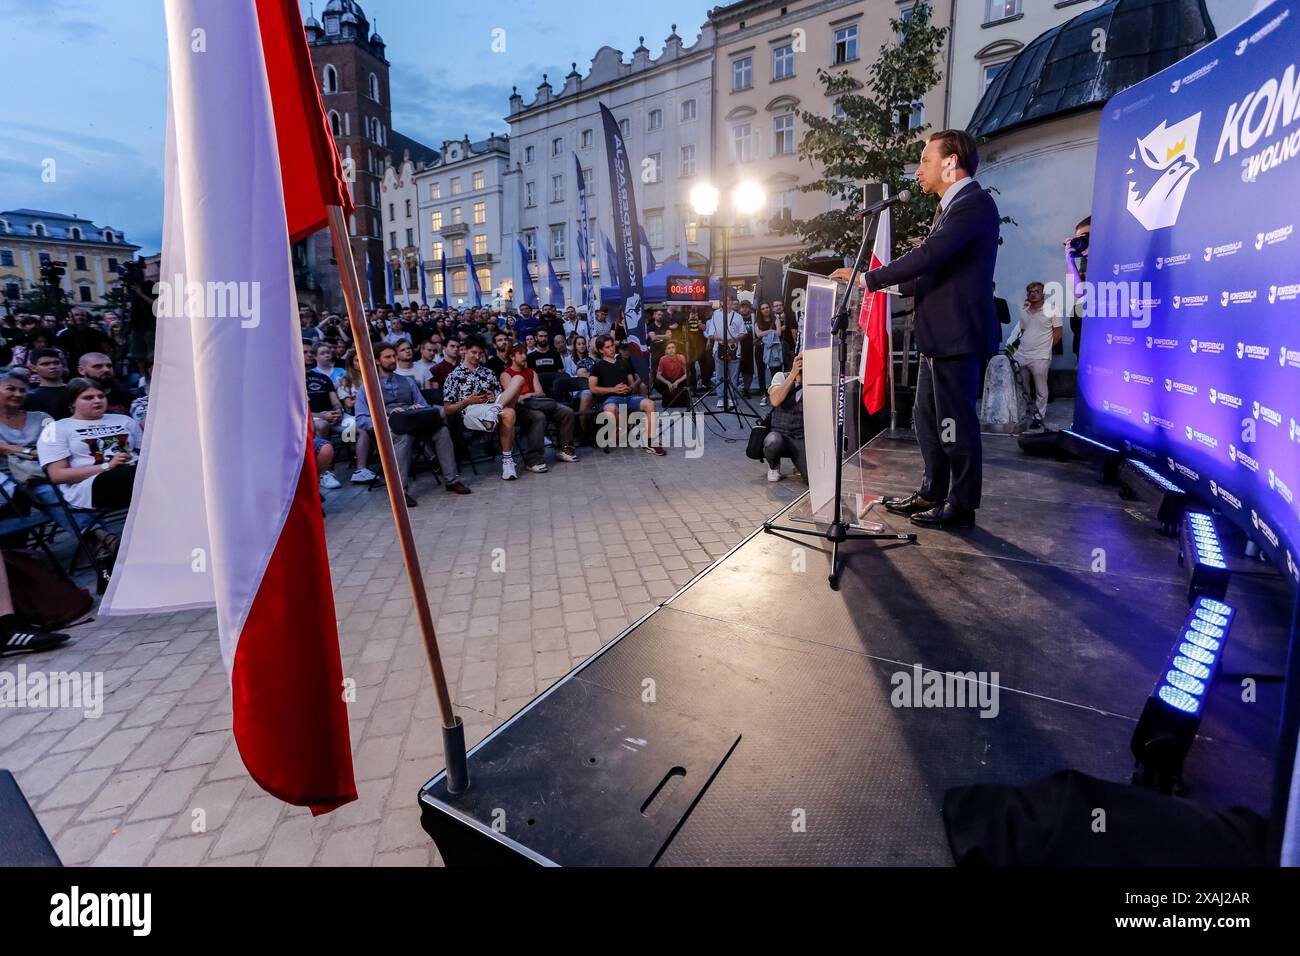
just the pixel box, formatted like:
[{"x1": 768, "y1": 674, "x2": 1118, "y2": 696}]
[
  {"x1": 0, "y1": 480, "x2": 78, "y2": 587},
  {"x1": 37, "y1": 467, "x2": 128, "y2": 594}
]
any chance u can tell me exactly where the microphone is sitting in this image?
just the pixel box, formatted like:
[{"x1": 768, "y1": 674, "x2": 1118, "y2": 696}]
[{"x1": 852, "y1": 189, "x2": 913, "y2": 220}]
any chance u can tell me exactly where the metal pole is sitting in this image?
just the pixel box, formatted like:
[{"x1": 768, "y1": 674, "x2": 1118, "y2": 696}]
[{"x1": 326, "y1": 206, "x2": 468, "y2": 794}]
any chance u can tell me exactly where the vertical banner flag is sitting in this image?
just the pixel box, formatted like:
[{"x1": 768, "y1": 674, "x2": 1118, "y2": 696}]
[
  {"x1": 515, "y1": 236, "x2": 539, "y2": 308},
  {"x1": 384, "y1": 257, "x2": 394, "y2": 306},
  {"x1": 365, "y1": 257, "x2": 374, "y2": 310},
  {"x1": 574, "y1": 153, "x2": 594, "y2": 324},
  {"x1": 599, "y1": 103, "x2": 646, "y2": 353},
  {"x1": 102, "y1": 0, "x2": 356, "y2": 813},
  {"x1": 438, "y1": 251, "x2": 449, "y2": 308},
  {"x1": 858, "y1": 201, "x2": 891, "y2": 414},
  {"x1": 418, "y1": 250, "x2": 428, "y2": 305},
  {"x1": 548, "y1": 254, "x2": 566, "y2": 309},
  {"x1": 398, "y1": 256, "x2": 408, "y2": 302},
  {"x1": 464, "y1": 246, "x2": 483, "y2": 307},
  {"x1": 598, "y1": 224, "x2": 619, "y2": 295},
  {"x1": 638, "y1": 223, "x2": 658, "y2": 275}
]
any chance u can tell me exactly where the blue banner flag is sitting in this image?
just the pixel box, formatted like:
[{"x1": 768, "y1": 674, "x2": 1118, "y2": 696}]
[
  {"x1": 464, "y1": 247, "x2": 483, "y2": 307},
  {"x1": 574, "y1": 153, "x2": 593, "y2": 322},
  {"x1": 418, "y1": 251, "x2": 428, "y2": 306},
  {"x1": 438, "y1": 252, "x2": 448, "y2": 308},
  {"x1": 638, "y1": 224, "x2": 657, "y2": 274},
  {"x1": 547, "y1": 255, "x2": 565, "y2": 309},
  {"x1": 515, "y1": 236, "x2": 538, "y2": 308},
  {"x1": 364, "y1": 257, "x2": 374, "y2": 310},
  {"x1": 384, "y1": 258, "x2": 394, "y2": 306},
  {"x1": 598, "y1": 103, "x2": 646, "y2": 355}
]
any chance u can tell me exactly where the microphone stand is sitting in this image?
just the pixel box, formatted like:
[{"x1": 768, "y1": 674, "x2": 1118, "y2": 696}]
[{"x1": 762, "y1": 203, "x2": 916, "y2": 590}]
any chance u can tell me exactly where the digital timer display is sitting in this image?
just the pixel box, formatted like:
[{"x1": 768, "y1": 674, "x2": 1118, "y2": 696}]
[{"x1": 666, "y1": 276, "x2": 709, "y2": 303}]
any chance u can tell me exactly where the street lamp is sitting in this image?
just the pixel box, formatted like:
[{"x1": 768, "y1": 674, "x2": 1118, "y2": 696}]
[{"x1": 688, "y1": 179, "x2": 766, "y2": 420}]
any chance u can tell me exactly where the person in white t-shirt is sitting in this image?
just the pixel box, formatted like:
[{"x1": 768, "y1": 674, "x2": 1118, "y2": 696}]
[
  {"x1": 1007, "y1": 281, "x2": 1061, "y2": 426},
  {"x1": 38, "y1": 377, "x2": 143, "y2": 562}
]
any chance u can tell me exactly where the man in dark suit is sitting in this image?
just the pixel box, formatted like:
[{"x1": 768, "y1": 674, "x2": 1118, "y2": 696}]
[{"x1": 865, "y1": 129, "x2": 1001, "y2": 529}]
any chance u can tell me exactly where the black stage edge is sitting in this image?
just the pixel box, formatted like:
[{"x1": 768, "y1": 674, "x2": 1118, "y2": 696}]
[{"x1": 419, "y1": 430, "x2": 1293, "y2": 866}]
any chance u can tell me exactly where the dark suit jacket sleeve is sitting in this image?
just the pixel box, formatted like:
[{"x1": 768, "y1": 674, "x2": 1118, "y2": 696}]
[{"x1": 864, "y1": 194, "x2": 983, "y2": 292}]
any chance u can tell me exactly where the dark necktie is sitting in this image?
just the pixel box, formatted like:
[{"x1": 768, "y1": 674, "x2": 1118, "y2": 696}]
[{"x1": 931, "y1": 202, "x2": 944, "y2": 232}]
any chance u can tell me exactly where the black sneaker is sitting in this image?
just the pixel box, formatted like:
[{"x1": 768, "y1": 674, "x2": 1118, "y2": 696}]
[{"x1": 0, "y1": 615, "x2": 71, "y2": 657}]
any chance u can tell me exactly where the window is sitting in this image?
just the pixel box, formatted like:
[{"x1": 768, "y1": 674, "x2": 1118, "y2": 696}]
[
  {"x1": 324, "y1": 65, "x2": 338, "y2": 93},
  {"x1": 833, "y1": 24, "x2": 858, "y2": 64},
  {"x1": 685, "y1": 221, "x2": 697, "y2": 244},
  {"x1": 732, "y1": 123, "x2": 753, "y2": 163},
  {"x1": 38, "y1": 252, "x2": 51, "y2": 267},
  {"x1": 770, "y1": 190, "x2": 796, "y2": 227},
  {"x1": 431, "y1": 240, "x2": 444, "y2": 260},
  {"x1": 732, "y1": 56, "x2": 753, "y2": 91},
  {"x1": 680, "y1": 144, "x2": 696, "y2": 177},
  {"x1": 550, "y1": 225, "x2": 566, "y2": 259},
  {"x1": 408, "y1": 263, "x2": 419, "y2": 289},
  {"x1": 390, "y1": 231, "x2": 398, "y2": 250},
  {"x1": 329, "y1": 111, "x2": 341, "y2": 136},
  {"x1": 618, "y1": 118, "x2": 630, "y2": 138},
  {"x1": 431, "y1": 273, "x2": 444, "y2": 298},
  {"x1": 832, "y1": 99, "x2": 848, "y2": 121},
  {"x1": 648, "y1": 109, "x2": 663, "y2": 130},
  {"x1": 4, "y1": 280, "x2": 19, "y2": 300},
  {"x1": 78, "y1": 286, "x2": 92, "y2": 303},
  {"x1": 103, "y1": 229, "x2": 114, "y2": 243},
  {"x1": 451, "y1": 206, "x2": 463, "y2": 224},
  {"x1": 369, "y1": 72, "x2": 380, "y2": 101},
  {"x1": 525, "y1": 181, "x2": 536, "y2": 207},
  {"x1": 74, "y1": 254, "x2": 87, "y2": 271},
  {"x1": 430, "y1": 181, "x2": 441, "y2": 199},
  {"x1": 388, "y1": 202, "x2": 395, "y2": 220},
  {"x1": 983, "y1": 61, "x2": 1010, "y2": 92},
  {"x1": 405, "y1": 199, "x2": 412, "y2": 217},
  {"x1": 474, "y1": 234, "x2": 488, "y2": 256},
  {"x1": 646, "y1": 153, "x2": 662, "y2": 183},
  {"x1": 985, "y1": 0, "x2": 1021, "y2": 23},
  {"x1": 524, "y1": 144, "x2": 536, "y2": 163},
  {"x1": 773, "y1": 44, "x2": 794, "y2": 81},
  {"x1": 106, "y1": 256, "x2": 118, "y2": 272},
  {"x1": 476, "y1": 266, "x2": 492, "y2": 291},
  {"x1": 473, "y1": 171, "x2": 485, "y2": 191},
  {"x1": 450, "y1": 177, "x2": 461, "y2": 195},
  {"x1": 645, "y1": 213, "x2": 663, "y2": 248},
  {"x1": 582, "y1": 168, "x2": 594, "y2": 195},
  {"x1": 405, "y1": 228, "x2": 414, "y2": 248},
  {"x1": 0, "y1": 250, "x2": 13, "y2": 267},
  {"x1": 452, "y1": 270, "x2": 467, "y2": 295},
  {"x1": 451, "y1": 237, "x2": 465, "y2": 257},
  {"x1": 680, "y1": 99, "x2": 697, "y2": 122},
  {"x1": 581, "y1": 128, "x2": 593, "y2": 148},
  {"x1": 33, "y1": 223, "x2": 46, "y2": 237},
  {"x1": 551, "y1": 174, "x2": 564, "y2": 202},
  {"x1": 430, "y1": 210, "x2": 443, "y2": 231},
  {"x1": 774, "y1": 113, "x2": 795, "y2": 154},
  {"x1": 551, "y1": 137, "x2": 563, "y2": 157},
  {"x1": 523, "y1": 230, "x2": 537, "y2": 262},
  {"x1": 473, "y1": 201, "x2": 486, "y2": 224},
  {"x1": 896, "y1": 102, "x2": 926, "y2": 130},
  {"x1": 70, "y1": 227, "x2": 82, "y2": 240}
]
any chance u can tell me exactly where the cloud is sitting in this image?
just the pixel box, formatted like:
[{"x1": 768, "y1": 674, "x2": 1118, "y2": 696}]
[{"x1": 389, "y1": 60, "x2": 547, "y2": 144}]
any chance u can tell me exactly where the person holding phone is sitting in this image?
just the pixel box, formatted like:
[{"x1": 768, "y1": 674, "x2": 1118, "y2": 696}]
[{"x1": 764, "y1": 352, "x2": 806, "y2": 482}]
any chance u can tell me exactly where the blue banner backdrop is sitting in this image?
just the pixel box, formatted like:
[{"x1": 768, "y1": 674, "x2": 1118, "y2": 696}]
[
  {"x1": 1076, "y1": 0, "x2": 1300, "y2": 585},
  {"x1": 574, "y1": 153, "x2": 594, "y2": 323}
]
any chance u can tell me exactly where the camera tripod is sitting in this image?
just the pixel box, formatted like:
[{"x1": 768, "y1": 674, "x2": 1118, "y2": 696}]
[{"x1": 689, "y1": 307, "x2": 759, "y2": 429}]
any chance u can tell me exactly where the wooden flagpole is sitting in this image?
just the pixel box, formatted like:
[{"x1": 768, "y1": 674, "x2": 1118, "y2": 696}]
[{"x1": 325, "y1": 206, "x2": 468, "y2": 794}]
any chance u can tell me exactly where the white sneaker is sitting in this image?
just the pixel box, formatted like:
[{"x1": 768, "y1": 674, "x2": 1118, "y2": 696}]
[
  {"x1": 526, "y1": 462, "x2": 548, "y2": 474},
  {"x1": 319, "y1": 472, "x2": 341, "y2": 490},
  {"x1": 501, "y1": 457, "x2": 518, "y2": 480},
  {"x1": 350, "y1": 467, "x2": 377, "y2": 483},
  {"x1": 767, "y1": 467, "x2": 782, "y2": 482},
  {"x1": 760, "y1": 397, "x2": 769, "y2": 407},
  {"x1": 556, "y1": 448, "x2": 579, "y2": 463},
  {"x1": 716, "y1": 399, "x2": 724, "y2": 409}
]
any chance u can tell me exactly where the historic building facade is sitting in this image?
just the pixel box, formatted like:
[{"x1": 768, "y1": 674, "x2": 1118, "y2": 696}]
[{"x1": 0, "y1": 209, "x2": 139, "y2": 309}]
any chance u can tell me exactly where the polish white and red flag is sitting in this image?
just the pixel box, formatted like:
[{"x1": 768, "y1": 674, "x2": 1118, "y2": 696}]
[
  {"x1": 101, "y1": 0, "x2": 357, "y2": 812},
  {"x1": 858, "y1": 205, "x2": 892, "y2": 414}
]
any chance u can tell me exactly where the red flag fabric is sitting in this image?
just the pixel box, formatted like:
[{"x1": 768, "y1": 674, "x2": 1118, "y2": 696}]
[
  {"x1": 256, "y1": 0, "x2": 353, "y2": 242},
  {"x1": 859, "y1": 259, "x2": 889, "y2": 414}
]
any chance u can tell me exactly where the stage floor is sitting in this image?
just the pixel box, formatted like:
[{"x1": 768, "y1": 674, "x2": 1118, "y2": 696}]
[{"x1": 421, "y1": 430, "x2": 1293, "y2": 865}]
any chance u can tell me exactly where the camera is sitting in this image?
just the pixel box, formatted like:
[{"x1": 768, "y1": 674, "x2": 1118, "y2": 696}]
[{"x1": 1067, "y1": 232, "x2": 1089, "y2": 256}]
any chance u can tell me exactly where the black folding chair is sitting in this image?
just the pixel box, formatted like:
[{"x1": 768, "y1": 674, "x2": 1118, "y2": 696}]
[
  {"x1": 0, "y1": 480, "x2": 78, "y2": 586},
  {"x1": 37, "y1": 467, "x2": 128, "y2": 594}
]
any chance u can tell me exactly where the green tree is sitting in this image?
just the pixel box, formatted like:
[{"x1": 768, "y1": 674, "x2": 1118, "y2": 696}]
[{"x1": 777, "y1": 2, "x2": 948, "y2": 265}]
